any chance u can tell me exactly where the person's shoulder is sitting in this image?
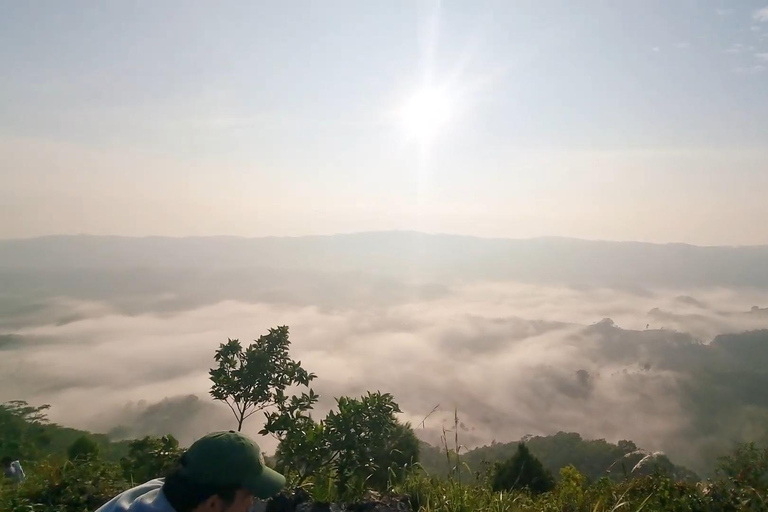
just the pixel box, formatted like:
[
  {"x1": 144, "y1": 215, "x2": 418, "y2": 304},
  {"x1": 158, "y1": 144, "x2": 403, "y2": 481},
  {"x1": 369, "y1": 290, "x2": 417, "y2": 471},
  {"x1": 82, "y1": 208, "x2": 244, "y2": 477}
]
[{"x1": 95, "y1": 479, "x2": 169, "y2": 512}]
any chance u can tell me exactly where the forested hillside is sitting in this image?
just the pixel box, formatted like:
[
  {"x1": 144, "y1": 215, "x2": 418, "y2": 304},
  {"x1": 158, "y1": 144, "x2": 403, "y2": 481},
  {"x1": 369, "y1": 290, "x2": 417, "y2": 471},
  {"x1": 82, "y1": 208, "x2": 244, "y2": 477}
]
[
  {"x1": 0, "y1": 400, "x2": 130, "y2": 463},
  {"x1": 418, "y1": 432, "x2": 699, "y2": 483},
  {"x1": 4, "y1": 325, "x2": 767, "y2": 511}
]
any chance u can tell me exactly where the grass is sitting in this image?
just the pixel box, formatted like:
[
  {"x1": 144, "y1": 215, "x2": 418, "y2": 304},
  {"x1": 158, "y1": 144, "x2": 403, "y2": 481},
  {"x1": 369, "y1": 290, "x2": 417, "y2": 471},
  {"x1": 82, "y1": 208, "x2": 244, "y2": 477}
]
[
  {"x1": 0, "y1": 454, "x2": 761, "y2": 512},
  {"x1": 2, "y1": 404, "x2": 764, "y2": 512},
  {"x1": 393, "y1": 470, "x2": 734, "y2": 512}
]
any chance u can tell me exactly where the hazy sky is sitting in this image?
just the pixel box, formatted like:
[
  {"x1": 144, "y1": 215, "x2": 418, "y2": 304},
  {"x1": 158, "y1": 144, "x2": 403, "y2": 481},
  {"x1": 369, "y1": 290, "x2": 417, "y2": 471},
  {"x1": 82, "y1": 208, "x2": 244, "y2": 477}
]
[{"x1": 2, "y1": 1, "x2": 768, "y2": 244}]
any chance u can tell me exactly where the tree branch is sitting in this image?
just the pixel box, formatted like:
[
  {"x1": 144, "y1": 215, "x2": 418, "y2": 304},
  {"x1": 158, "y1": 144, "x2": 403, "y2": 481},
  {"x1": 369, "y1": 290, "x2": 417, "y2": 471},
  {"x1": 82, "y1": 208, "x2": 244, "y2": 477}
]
[
  {"x1": 224, "y1": 399, "x2": 240, "y2": 424},
  {"x1": 243, "y1": 409, "x2": 260, "y2": 421}
]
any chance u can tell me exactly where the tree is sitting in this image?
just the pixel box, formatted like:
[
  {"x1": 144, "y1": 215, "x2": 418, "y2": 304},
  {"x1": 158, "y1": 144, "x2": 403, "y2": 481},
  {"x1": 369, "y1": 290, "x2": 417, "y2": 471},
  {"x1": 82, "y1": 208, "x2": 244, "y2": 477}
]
[
  {"x1": 262, "y1": 388, "x2": 323, "y2": 485},
  {"x1": 368, "y1": 421, "x2": 420, "y2": 489},
  {"x1": 617, "y1": 440, "x2": 638, "y2": 455},
  {"x1": 120, "y1": 435, "x2": 182, "y2": 483},
  {"x1": 0, "y1": 400, "x2": 51, "y2": 461},
  {"x1": 209, "y1": 326, "x2": 316, "y2": 431},
  {"x1": 265, "y1": 391, "x2": 415, "y2": 496},
  {"x1": 491, "y1": 442, "x2": 555, "y2": 495},
  {"x1": 324, "y1": 392, "x2": 406, "y2": 495},
  {"x1": 555, "y1": 465, "x2": 586, "y2": 512},
  {"x1": 67, "y1": 435, "x2": 100, "y2": 461},
  {"x1": 717, "y1": 442, "x2": 768, "y2": 490}
]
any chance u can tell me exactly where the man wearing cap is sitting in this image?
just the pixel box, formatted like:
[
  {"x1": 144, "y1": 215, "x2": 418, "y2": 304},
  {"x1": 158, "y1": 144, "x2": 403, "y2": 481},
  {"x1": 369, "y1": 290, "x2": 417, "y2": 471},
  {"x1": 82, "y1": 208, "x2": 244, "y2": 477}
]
[{"x1": 97, "y1": 431, "x2": 285, "y2": 512}]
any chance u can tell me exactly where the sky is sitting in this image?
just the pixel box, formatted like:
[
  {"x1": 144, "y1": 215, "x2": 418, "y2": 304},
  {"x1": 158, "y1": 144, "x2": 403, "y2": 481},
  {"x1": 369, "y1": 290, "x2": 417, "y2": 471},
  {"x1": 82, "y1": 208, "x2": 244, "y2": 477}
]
[{"x1": 2, "y1": 0, "x2": 768, "y2": 245}]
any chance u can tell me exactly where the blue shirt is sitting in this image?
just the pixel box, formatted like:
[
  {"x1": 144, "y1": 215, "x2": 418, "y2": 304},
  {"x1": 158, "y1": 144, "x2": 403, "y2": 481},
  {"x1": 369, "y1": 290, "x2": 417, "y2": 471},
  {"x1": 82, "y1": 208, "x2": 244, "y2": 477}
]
[{"x1": 96, "y1": 479, "x2": 176, "y2": 512}]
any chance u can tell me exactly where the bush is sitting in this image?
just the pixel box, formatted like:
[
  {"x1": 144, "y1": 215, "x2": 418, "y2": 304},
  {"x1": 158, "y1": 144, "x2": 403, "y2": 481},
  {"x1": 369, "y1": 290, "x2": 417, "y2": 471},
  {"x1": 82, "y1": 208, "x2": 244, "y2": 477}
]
[
  {"x1": 120, "y1": 435, "x2": 183, "y2": 484},
  {"x1": 554, "y1": 465, "x2": 586, "y2": 511},
  {"x1": 491, "y1": 442, "x2": 555, "y2": 495},
  {"x1": 67, "y1": 436, "x2": 100, "y2": 461},
  {"x1": 0, "y1": 458, "x2": 127, "y2": 512},
  {"x1": 713, "y1": 442, "x2": 768, "y2": 510}
]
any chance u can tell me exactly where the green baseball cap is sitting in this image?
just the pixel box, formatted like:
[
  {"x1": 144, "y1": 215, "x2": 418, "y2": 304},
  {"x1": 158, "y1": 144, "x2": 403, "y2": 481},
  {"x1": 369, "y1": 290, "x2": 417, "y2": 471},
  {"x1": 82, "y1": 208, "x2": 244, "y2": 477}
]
[{"x1": 179, "y1": 430, "x2": 285, "y2": 499}]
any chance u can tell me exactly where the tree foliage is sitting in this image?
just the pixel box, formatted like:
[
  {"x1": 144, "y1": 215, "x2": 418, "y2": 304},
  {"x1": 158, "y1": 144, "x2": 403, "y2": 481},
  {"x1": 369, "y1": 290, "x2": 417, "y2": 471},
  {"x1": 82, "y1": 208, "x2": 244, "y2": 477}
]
[
  {"x1": 714, "y1": 441, "x2": 768, "y2": 507},
  {"x1": 491, "y1": 442, "x2": 555, "y2": 495},
  {"x1": 119, "y1": 435, "x2": 183, "y2": 484},
  {"x1": 421, "y1": 431, "x2": 699, "y2": 484},
  {"x1": 265, "y1": 390, "x2": 418, "y2": 497},
  {"x1": 0, "y1": 401, "x2": 52, "y2": 461},
  {"x1": 1, "y1": 458, "x2": 128, "y2": 512},
  {"x1": 368, "y1": 421, "x2": 420, "y2": 489},
  {"x1": 209, "y1": 326, "x2": 316, "y2": 431},
  {"x1": 67, "y1": 436, "x2": 100, "y2": 462},
  {"x1": 1, "y1": 400, "x2": 129, "y2": 465},
  {"x1": 324, "y1": 392, "x2": 409, "y2": 495},
  {"x1": 554, "y1": 465, "x2": 586, "y2": 512},
  {"x1": 717, "y1": 442, "x2": 768, "y2": 489},
  {"x1": 262, "y1": 387, "x2": 324, "y2": 484}
]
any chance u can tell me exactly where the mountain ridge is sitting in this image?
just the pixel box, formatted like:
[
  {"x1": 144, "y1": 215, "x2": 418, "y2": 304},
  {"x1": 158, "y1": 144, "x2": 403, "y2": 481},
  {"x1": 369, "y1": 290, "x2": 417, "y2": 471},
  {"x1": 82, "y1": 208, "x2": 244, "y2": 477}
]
[
  {"x1": 2, "y1": 231, "x2": 767, "y2": 249},
  {"x1": 2, "y1": 231, "x2": 767, "y2": 288}
]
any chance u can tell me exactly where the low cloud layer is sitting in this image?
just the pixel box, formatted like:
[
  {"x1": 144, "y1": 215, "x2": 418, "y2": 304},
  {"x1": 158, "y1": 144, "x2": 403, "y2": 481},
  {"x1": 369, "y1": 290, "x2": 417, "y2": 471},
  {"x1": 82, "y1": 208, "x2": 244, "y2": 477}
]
[{"x1": 2, "y1": 276, "x2": 767, "y2": 474}]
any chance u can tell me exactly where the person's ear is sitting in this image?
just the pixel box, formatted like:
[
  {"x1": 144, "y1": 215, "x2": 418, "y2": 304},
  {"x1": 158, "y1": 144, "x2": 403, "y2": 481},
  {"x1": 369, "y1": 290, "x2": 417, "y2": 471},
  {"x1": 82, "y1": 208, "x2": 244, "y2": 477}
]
[{"x1": 195, "y1": 495, "x2": 225, "y2": 512}]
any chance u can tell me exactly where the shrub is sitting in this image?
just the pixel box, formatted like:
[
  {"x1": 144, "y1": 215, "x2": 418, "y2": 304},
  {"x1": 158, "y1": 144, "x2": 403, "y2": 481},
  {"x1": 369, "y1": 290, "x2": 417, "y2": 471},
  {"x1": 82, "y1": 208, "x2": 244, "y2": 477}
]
[
  {"x1": 67, "y1": 436, "x2": 100, "y2": 462},
  {"x1": 491, "y1": 443, "x2": 555, "y2": 495},
  {"x1": 120, "y1": 435, "x2": 183, "y2": 484},
  {"x1": 1, "y1": 458, "x2": 127, "y2": 512}
]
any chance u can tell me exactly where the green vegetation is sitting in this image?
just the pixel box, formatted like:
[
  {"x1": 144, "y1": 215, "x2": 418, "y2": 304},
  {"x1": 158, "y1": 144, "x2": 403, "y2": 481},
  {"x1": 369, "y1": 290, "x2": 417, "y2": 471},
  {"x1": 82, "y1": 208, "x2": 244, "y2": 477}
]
[
  {"x1": 419, "y1": 432, "x2": 699, "y2": 484},
  {"x1": 1, "y1": 458, "x2": 128, "y2": 512},
  {"x1": 66, "y1": 436, "x2": 99, "y2": 462},
  {"x1": 3, "y1": 325, "x2": 768, "y2": 511},
  {"x1": 491, "y1": 443, "x2": 555, "y2": 495},
  {"x1": 0, "y1": 401, "x2": 130, "y2": 464},
  {"x1": 209, "y1": 326, "x2": 317, "y2": 432},
  {"x1": 119, "y1": 435, "x2": 183, "y2": 485}
]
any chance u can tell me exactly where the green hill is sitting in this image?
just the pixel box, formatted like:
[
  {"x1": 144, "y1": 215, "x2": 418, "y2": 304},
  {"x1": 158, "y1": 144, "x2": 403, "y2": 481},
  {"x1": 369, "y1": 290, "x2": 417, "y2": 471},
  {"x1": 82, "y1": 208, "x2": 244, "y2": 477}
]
[
  {"x1": 419, "y1": 431, "x2": 698, "y2": 483},
  {"x1": 0, "y1": 400, "x2": 130, "y2": 464},
  {"x1": 3, "y1": 400, "x2": 766, "y2": 512},
  {"x1": 3, "y1": 400, "x2": 697, "y2": 485}
]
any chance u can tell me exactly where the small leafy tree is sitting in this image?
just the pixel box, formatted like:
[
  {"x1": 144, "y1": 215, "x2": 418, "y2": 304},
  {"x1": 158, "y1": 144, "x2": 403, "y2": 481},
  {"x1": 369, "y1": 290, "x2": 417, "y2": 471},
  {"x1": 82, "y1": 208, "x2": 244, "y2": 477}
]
[
  {"x1": 266, "y1": 391, "x2": 415, "y2": 497},
  {"x1": 555, "y1": 465, "x2": 586, "y2": 511},
  {"x1": 67, "y1": 435, "x2": 100, "y2": 461},
  {"x1": 0, "y1": 401, "x2": 52, "y2": 461},
  {"x1": 617, "y1": 439, "x2": 638, "y2": 455},
  {"x1": 210, "y1": 326, "x2": 316, "y2": 431},
  {"x1": 368, "y1": 421, "x2": 420, "y2": 489},
  {"x1": 717, "y1": 442, "x2": 768, "y2": 490},
  {"x1": 324, "y1": 392, "x2": 404, "y2": 495},
  {"x1": 120, "y1": 435, "x2": 183, "y2": 483},
  {"x1": 491, "y1": 442, "x2": 555, "y2": 495},
  {"x1": 262, "y1": 388, "x2": 323, "y2": 485}
]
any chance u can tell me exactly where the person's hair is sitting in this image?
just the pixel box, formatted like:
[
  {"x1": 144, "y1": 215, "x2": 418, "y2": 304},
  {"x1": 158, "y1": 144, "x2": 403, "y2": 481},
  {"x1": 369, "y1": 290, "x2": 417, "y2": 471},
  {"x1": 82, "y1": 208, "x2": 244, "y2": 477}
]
[{"x1": 162, "y1": 462, "x2": 239, "y2": 512}]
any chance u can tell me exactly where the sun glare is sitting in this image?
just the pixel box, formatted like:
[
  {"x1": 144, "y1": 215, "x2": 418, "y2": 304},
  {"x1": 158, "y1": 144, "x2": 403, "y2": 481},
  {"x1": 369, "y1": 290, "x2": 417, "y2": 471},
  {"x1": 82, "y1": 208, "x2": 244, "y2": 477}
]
[{"x1": 399, "y1": 86, "x2": 453, "y2": 142}]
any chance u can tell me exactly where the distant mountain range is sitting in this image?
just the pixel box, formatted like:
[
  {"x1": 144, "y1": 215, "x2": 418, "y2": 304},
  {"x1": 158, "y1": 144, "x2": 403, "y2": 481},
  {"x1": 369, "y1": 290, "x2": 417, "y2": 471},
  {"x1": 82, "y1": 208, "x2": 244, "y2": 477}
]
[{"x1": 2, "y1": 232, "x2": 768, "y2": 288}]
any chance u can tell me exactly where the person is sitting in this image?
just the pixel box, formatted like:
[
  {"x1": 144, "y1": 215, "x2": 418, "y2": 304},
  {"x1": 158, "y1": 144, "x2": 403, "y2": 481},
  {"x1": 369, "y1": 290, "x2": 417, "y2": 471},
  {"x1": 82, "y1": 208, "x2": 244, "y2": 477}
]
[
  {"x1": 2, "y1": 456, "x2": 25, "y2": 484},
  {"x1": 96, "y1": 430, "x2": 285, "y2": 512}
]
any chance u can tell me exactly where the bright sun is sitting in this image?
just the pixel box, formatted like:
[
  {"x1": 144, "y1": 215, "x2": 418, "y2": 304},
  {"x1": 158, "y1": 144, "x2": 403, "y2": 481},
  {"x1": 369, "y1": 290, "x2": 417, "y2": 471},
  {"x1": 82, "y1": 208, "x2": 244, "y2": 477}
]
[{"x1": 399, "y1": 86, "x2": 453, "y2": 142}]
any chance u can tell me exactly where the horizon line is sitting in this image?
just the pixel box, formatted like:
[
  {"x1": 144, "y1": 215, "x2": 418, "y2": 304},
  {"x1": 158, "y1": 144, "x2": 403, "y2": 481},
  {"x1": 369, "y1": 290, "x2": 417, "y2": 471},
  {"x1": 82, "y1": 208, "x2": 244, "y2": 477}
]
[{"x1": 1, "y1": 230, "x2": 767, "y2": 250}]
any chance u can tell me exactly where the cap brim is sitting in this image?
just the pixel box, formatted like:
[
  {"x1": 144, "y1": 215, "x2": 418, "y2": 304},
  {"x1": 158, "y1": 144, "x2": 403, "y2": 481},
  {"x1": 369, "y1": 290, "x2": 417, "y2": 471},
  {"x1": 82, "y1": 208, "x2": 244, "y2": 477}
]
[{"x1": 245, "y1": 465, "x2": 286, "y2": 500}]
